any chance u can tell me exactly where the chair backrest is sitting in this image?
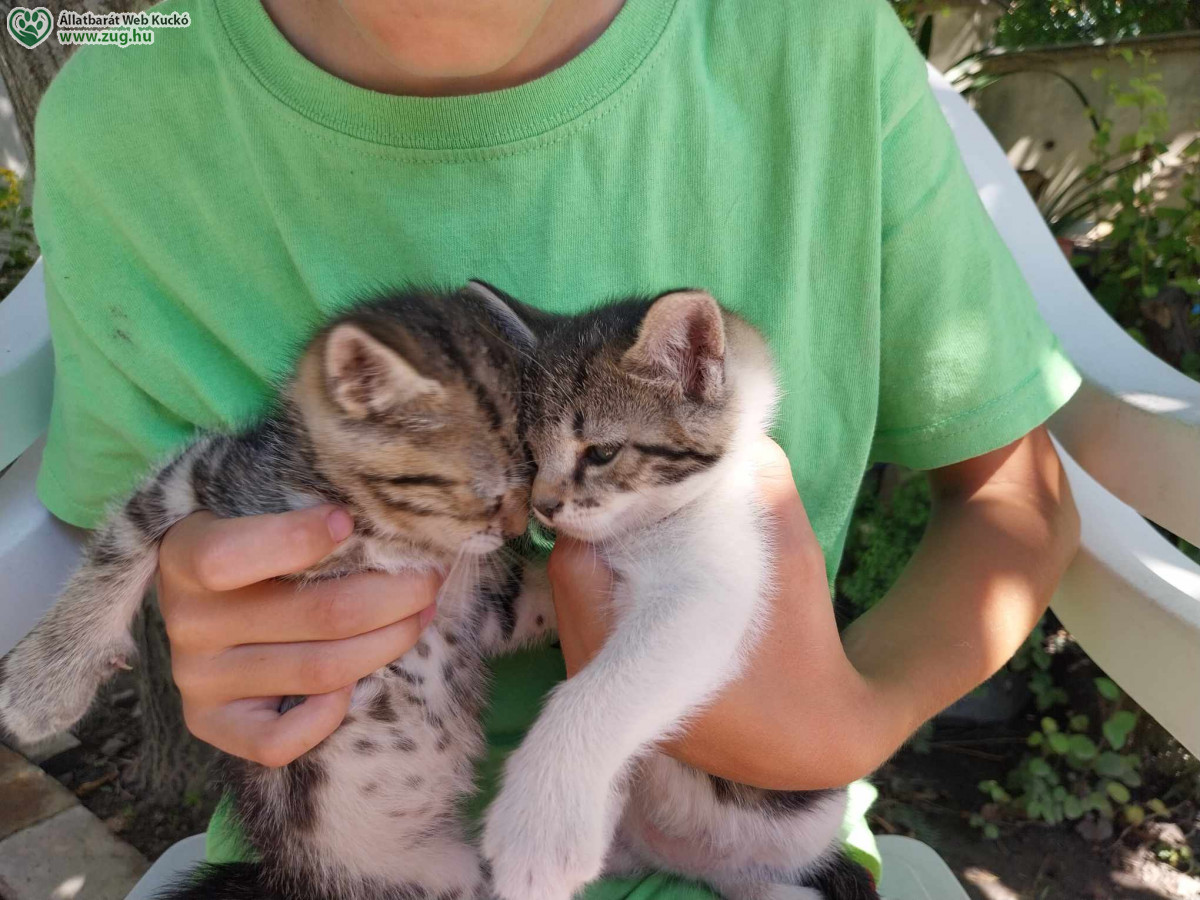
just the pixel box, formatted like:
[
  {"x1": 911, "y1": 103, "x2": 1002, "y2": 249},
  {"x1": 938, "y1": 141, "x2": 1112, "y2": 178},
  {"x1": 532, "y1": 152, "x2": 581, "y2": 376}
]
[
  {"x1": 0, "y1": 258, "x2": 51, "y2": 471},
  {"x1": 928, "y1": 65, "x2": 1200, "y2": 757},
  {"x1": 1, "y1": 259, "x2": 85, "y2": 658}
]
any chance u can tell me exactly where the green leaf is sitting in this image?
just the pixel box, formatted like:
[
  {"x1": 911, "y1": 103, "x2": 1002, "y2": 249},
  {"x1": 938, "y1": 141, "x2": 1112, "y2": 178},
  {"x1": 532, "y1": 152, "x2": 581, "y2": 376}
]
[
  {"x1": 979, "y1": 779, "x2": 1010, "y2": 803},
  {"x1": 1094, "y1": 677, "x2": 1120, "y2": 701},
  {"x1": 1049, "y1": 732, "x2": 1071, "y2": 755},
  {"x1": 1068, "y1": 735, "x2": 1098, "y2": 761},
  {"x1": 1041, "y1": 717, "x2": 1059, "y2": 734},
  {"x1": 1027, "y1": 731, "x2": 1044, "y2": 748},
  {"x1": 983, "y1": 823, "x2": 1000, "y2": 840},
  {"x1": 1064, "y1": 795, "x2": 1084, "y2": 820},
  {"x1": 1029, "y1": 757, "x2": 1053, "y2": 779},
  {"x1": 1103, "y1": 711, "x2": 1137, "y2": 750},
  {"x1": 1183, "y1": 354, "x2": 1200, "y2": 380},
  {"x1": 1124, "y1": 805, "x2": 1145, "y2": 826},
  {"x1": 1119, "y1": 769, "x2": 1142, "y2": 789},
  {"x1": 1106, "y1": 781, "x2": 1131, "y2": 804},
  {"x1": 1096, "y1": 752, "x2": 1128, "y2": 778},
  {"x1": 1069, "y1": 714, "x2": 1090, "y2": 733},
  {"x1": 1125, "y1": 327, "x2": 1148, "y2": 347},
  {"x1": 1148, "y1": 798, "x2": 1169, "y2": 816}
]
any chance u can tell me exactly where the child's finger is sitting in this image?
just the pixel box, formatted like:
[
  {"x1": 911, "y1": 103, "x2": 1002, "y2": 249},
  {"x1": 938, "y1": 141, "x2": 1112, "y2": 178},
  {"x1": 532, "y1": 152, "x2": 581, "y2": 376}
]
[
  {"x1": 174, "y1": 570, "x2": 441, "y2": 649},
  {"x1": 201, "y1": 613, "x2": 432, "y2": 700},
  {"x1": 754, "y1": 436, "x2": 822, "y2": 553},
  {"x1": 186, "y1": 685, "x2": 354, "y2": 767},
  {"x1": 162, "y1": 505, "x2": 356, "y2": 592}
]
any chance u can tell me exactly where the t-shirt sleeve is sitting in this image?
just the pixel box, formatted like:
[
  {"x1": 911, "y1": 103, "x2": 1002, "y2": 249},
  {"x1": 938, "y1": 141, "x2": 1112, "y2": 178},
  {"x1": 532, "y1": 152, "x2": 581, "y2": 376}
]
[{"x1": 869, "y1": 8, "x2": 1080, "y2": 470}]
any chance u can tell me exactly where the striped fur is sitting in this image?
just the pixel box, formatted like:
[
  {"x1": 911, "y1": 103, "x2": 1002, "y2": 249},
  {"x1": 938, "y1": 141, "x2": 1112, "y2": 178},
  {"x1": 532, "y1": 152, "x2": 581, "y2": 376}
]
[
  {"x1": 484, "y1": 290, "x2": 878, "y2": 900},
  {"x1": 0, "y1": 286, "x2": 554, "y2": 900}
]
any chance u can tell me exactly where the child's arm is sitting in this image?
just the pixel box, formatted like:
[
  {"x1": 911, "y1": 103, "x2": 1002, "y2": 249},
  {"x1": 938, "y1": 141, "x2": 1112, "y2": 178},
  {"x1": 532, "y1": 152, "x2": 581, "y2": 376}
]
[
  {"x1": 549, "y1": 426, "x2": 1079, "y2": 790},
  {"x1": 838, "y1": 424, "x2": 1079, "y2": 768}
]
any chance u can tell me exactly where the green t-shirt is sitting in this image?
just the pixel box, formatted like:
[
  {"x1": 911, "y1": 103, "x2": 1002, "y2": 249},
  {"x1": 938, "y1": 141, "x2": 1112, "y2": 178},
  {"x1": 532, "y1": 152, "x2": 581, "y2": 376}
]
[{"x1": 33, "y1": 0, "x2": 1079, "y2": 891}]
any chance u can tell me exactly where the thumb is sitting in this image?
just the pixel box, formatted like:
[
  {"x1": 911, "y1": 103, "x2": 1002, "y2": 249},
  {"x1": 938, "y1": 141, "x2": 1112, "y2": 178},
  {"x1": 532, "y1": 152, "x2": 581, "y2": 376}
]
[{"x1": 548, "y1": 537, "x2": 613, "y2": 676}]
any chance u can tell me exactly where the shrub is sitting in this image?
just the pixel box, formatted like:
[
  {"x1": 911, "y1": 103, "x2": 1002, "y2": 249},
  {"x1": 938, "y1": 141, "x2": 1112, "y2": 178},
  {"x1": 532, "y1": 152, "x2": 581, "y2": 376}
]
[
  {"x1": 993, "y1": 0, "x2": 1198, "y2": 49},
  {"x1": 0, "y1": 167, "x2": 36, "y2": 298},
  {"x1": 1052, "y1": 52, "x2": 1200, "y2": 385}
]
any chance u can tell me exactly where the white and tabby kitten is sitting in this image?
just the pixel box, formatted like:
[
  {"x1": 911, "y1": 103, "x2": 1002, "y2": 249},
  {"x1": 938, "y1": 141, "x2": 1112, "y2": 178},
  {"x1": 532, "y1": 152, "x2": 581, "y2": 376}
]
[
  {"x1": 0, "y1": 283, "x2": 554, "y2": 900},
  {"x1": 483, "y1": 290, "x2": 878, "y2": 900}
]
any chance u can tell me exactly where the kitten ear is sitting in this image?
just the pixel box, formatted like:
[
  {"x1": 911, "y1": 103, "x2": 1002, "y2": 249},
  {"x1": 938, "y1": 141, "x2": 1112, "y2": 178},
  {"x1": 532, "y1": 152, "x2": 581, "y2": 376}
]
[
  {"x1": 324, "y1": 324, "x2": 441, "y2": 418},
  {"x1": 622, "y1": 290, "x2": 726, "y2": 402},
  {"x1": 466, "y1": 279, "x2": 537, "y2": 353}
]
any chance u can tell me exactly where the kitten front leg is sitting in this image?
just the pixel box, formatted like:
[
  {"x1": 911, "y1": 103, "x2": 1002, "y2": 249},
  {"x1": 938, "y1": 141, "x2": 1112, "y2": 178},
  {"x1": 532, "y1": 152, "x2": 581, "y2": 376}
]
[
  {"x1": 0, "y1": 529, "x2": 157, "y2": 742},
  {"x1": 483, "y1": 574, "x2": 759, "y2": 900},
  {"x1": 476, "y1": 557, "x2": 557, "y2": 656}
]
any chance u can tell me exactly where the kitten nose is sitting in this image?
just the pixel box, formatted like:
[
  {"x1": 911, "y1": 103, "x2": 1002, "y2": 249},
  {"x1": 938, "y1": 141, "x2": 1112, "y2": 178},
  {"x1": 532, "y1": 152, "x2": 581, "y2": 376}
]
[{"x1": 534, "y1": 499, "x2": 563, "y2": 521}]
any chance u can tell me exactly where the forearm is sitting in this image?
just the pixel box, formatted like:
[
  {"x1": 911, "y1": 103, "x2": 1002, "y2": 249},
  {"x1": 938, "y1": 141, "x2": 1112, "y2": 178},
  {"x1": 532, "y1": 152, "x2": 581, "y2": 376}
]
[
  {"x1": 555, "y1": 432, "x2": 1080, "y2": 791},
  {"x1": 842, "y1": 432, "x2": 1081, "y2": 750},
  {"x1": 667, "y1": 430, "x2": 1080, "y2": 789}
]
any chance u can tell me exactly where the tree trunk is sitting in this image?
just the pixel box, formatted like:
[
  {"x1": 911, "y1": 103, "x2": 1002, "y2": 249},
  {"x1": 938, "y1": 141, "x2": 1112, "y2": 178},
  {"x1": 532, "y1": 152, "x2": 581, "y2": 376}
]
[{"x1": 0, "y1": 1, "x2": 150, "y2": 173}]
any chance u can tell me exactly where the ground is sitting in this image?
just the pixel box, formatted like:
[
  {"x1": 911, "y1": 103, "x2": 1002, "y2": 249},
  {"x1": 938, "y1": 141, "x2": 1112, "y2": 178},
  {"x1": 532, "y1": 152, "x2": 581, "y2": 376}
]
[
  {"x1": 874, "y1": 729, "x2": 1200, "y2": 900},
  {"x1": 28, "y1": 676, "x2": 1200, "y2": 899},
  {"x1": 42, "y1": 674, "x2": 215, "y2": 862}
]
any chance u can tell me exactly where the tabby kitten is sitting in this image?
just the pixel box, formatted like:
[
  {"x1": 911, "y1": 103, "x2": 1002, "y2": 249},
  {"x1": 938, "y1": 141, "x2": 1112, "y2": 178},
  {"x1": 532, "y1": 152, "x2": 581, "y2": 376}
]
[
  {"x1": 482, "y1": 290, "x2": 878, "y2": 900},
  {"x1": 0, "y1": 284, "x2": 554, "y2": 900}
]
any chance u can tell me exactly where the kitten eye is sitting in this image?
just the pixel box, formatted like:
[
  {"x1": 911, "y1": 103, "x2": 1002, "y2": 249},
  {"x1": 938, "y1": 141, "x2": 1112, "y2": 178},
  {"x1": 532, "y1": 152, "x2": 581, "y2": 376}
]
[{"x1": 583, "y1": 444, "x2": 621, "y2": 466}]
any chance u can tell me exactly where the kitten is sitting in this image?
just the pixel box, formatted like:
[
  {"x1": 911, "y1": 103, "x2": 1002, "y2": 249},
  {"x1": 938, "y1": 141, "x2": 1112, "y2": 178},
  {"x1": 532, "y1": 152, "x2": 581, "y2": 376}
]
[
  {"x1": 482, "y1": 289, "x2": 879, "y2": 900},
  {"x1": 0, "y1": 283, "x2": 555, "y2": 900}
]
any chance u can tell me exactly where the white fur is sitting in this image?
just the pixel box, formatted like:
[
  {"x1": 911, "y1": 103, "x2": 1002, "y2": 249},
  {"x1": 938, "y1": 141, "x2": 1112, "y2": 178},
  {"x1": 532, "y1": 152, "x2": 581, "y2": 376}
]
[
  {"x1": 484, "y1": 323, "x2": 787, "y2": 900},
  {"x1": 619, "y1": 756, "x2": 848, "y2": 881}
]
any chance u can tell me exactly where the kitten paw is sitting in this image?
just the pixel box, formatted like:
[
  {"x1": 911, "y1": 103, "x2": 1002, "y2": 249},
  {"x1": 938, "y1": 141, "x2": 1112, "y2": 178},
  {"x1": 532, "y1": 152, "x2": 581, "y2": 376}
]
[
  {"x1": 483, "y1": 748, "x2": 608, "y2": 900},
  {"x1": 0, "y1": 632, "x2": 129, "y2": 743}
]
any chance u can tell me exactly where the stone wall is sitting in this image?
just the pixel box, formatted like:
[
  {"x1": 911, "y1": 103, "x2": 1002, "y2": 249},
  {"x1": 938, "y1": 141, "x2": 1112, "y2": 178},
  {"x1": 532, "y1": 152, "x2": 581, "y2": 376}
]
[{"x1": 968, "y1": 33, "x2": 1200, "y2": 219}]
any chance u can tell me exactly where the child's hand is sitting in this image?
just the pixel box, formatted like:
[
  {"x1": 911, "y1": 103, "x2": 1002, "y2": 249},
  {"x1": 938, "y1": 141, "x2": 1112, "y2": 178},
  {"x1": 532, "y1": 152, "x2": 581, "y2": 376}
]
[
  {"x1": 156, "y1": 506, "x2": 441, "y2": 767},
  {"x1": 548, "y1": 437, "x2": 894, "y2": 790}
]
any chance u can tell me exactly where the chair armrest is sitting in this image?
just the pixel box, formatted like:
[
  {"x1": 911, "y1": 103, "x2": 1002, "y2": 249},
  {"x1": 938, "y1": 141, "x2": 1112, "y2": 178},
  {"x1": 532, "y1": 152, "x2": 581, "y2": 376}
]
[
  {"x1": 0, "y1": 259, "x2": 52, "y2": 472},
  {"x1": 0, "y1": 437, "x2": 85, "y2": 658},
  {"x1": 928, "y1": 66, "x2": 1200, "y2": 548},
  {"x1": 1053, "y1": 438, "x2": 1200, "y2": 758}
]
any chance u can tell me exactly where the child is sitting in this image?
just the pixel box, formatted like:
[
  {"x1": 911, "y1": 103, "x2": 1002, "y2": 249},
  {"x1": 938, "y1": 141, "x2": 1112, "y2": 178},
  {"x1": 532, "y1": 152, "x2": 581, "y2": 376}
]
[{"x1": 32, "y1": 0, "x2": 1081, "y2": 890}]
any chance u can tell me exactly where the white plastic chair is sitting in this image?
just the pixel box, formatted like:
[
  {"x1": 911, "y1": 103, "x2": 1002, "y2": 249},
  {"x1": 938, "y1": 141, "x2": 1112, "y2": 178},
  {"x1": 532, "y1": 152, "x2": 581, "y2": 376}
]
[{"x1": 3, "y1": 65, "x2": 1198, "y2": 899}]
